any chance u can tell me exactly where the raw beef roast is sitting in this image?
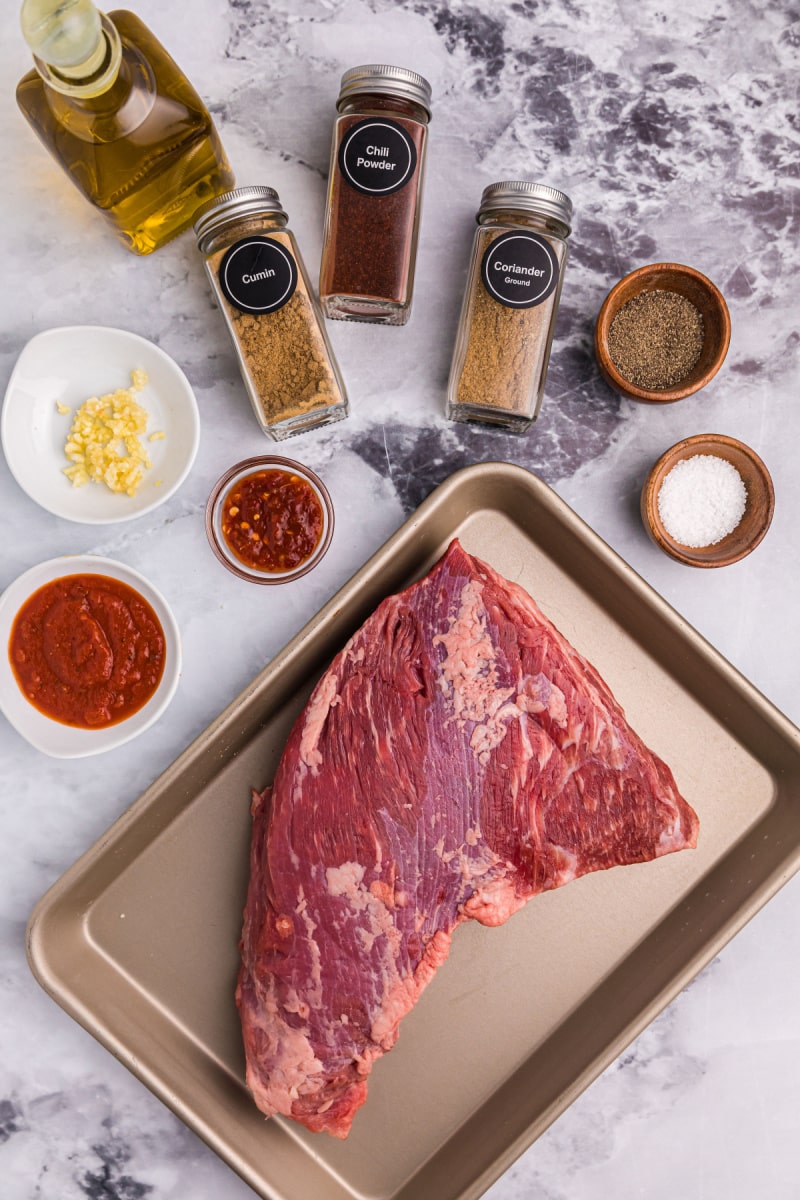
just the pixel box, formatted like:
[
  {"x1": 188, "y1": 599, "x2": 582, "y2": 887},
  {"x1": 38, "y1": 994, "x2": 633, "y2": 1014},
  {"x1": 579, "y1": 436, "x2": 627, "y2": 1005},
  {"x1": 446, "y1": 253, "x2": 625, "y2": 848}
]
[{"x1": 237, "y1": 539, "x2": 699, "y2": 1137}]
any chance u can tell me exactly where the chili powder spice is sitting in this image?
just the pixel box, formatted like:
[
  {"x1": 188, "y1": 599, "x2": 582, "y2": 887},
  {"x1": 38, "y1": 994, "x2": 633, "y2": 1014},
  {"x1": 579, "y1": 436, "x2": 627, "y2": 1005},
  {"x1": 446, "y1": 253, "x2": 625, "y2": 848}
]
[{"x1": 319, "y1": 65, "x2": 432, "y2": 325}]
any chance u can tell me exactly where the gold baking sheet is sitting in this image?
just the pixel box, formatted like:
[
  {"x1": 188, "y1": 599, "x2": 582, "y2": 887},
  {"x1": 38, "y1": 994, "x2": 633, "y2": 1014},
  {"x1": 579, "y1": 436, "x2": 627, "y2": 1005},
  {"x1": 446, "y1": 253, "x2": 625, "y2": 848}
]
[{"x1": 27, "y1": 463, "x2": 800, "y2": 1200}]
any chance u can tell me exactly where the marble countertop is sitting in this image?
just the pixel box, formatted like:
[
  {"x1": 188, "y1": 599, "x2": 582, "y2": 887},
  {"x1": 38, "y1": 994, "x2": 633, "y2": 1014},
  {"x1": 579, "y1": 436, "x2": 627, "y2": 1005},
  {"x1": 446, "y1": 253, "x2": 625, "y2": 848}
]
[{"x1": 1, "y1": 0, "x2": 799, "y2": 1196}]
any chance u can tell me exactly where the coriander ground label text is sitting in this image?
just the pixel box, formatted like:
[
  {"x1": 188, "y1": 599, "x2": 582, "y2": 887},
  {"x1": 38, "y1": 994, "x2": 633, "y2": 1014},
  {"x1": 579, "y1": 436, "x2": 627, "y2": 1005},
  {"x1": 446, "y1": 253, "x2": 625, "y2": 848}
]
[
  {"x1": 219, "y1": 237, "x2": 298, "y2": 314},
  {"x1": 338, "y1": 118, "x2": 418, "y2": 196},
  {"x1": 481, "y1": 231, "x2": 560, "y2": 309}
]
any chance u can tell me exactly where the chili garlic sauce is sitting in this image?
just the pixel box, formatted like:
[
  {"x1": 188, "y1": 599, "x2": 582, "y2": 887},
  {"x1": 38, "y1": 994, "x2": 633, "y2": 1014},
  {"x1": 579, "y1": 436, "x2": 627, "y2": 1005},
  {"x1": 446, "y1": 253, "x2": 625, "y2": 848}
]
[
  {"x1": 222, "y1": 469, "x2": 324, "y2": 573},
  {"x1": 9, "y1": 574, "x2": 165, "y2": 728}
]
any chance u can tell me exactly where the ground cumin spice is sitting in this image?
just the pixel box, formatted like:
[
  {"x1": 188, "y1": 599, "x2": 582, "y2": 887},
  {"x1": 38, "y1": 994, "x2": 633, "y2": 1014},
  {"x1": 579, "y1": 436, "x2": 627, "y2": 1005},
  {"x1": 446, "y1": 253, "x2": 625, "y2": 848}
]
[
  {"x1": 319, "y1": 66, "x2": 432, "y2": 324},
  {"x1": 195, "y1": 187, "x2": 348, "y2": 440},
  {"x1": 447, "y1": 182, "x2": 572, "y2": 432},
  {"x1": 207, "y1": 232, "x2": 343, "y2": 426},
  {"x1": 608, "y1": 290, "x2": 704, "y2": 390}
]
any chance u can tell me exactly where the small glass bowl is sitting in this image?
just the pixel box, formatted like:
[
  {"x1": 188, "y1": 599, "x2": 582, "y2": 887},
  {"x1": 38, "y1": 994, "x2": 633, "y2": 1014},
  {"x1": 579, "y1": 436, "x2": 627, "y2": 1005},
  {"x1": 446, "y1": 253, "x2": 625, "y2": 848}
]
[{"x1": 205, "y1": 456, "x2": 334, "y2": 584}]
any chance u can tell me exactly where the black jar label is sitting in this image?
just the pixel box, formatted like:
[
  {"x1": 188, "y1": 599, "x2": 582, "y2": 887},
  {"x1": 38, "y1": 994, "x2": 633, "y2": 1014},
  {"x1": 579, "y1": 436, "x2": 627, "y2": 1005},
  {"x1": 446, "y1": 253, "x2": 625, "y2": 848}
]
[
  {"x1": 338, "y1": 118, "x2": 418, "y2": 196},
  {"x1": 480, "y1": 231, "x2": 559, "y2": 309},
  {"x1": 218, "y1": 237, "x2": 298, "y2": 314}
]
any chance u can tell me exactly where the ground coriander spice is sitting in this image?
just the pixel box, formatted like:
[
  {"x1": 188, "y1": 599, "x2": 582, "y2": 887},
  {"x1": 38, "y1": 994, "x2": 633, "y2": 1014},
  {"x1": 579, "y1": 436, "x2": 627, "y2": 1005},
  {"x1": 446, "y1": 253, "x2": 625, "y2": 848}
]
[
  {"x1": 319, "y1": 65, "x2": 432, "y2": 325},
  {"x1": 194, "y1": 187, "x2": 348, "y2": 440},
  {"x1": 447, "y1": 182, "x2": 572, "y2": 432},
  {"x1": 608, "y1": 290, "x2": 704, "y2": 390}
]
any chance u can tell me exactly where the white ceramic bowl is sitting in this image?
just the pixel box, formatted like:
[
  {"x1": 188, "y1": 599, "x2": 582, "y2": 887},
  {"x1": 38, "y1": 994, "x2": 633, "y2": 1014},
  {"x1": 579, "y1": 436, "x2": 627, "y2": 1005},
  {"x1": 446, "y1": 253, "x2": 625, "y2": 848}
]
[
  {"x1": 0, "y1": 555, "x2": 182, "y2": 758},
  {"x1": 1, "y1": 326, "x2": 200, "y2": 524}
]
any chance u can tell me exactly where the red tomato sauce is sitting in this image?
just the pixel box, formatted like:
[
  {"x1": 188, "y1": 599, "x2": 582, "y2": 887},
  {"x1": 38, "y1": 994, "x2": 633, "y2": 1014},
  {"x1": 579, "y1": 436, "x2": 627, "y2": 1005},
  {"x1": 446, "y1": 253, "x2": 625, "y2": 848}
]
[
  {"x1": 9, "y1": 574, "x2": 166, "y2": 729},
  {"x1": 222, "y1": 469, "x2": 324, "y2": 573}
]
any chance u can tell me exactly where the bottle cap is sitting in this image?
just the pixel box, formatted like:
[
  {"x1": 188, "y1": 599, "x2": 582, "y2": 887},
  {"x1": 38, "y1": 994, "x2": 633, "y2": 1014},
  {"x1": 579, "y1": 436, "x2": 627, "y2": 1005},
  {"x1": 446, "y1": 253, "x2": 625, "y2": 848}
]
[
  {"x1": 194, "y1": 187, "x2": 288, "y2": 245},
  {"x1": 21, "y1": 0, "x2": 121, "y2": 96},
  {"x1": 478, "y1": 181, "x2": 573, "y2": 232},
  {"x1": 337, "y1": 65, "x2": 432, "y2": 116}
]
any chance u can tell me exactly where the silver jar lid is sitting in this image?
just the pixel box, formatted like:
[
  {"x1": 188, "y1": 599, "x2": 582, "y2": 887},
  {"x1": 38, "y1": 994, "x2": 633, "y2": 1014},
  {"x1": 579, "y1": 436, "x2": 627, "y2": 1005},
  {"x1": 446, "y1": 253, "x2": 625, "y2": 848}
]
[
  {"x1": 194, "y1": 186, "x2": 288, "y2": 244},
  {"x1": 337, "y1": 64, "x2": 432, "y2": 116},
  {"x1": 478, "y1": 181, "x2": 572, "y2": 231}
]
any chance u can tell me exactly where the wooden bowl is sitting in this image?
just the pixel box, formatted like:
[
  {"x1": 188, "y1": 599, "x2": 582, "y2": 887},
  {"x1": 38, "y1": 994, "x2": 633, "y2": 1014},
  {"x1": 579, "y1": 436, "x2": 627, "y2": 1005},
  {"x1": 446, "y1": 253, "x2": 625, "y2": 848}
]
[
  {"x1": 595, "y1": 263, "x2": 731, "y2": 403},
  {"x1": 641, "y1": 434, "x2": 775, "y2": 567}
]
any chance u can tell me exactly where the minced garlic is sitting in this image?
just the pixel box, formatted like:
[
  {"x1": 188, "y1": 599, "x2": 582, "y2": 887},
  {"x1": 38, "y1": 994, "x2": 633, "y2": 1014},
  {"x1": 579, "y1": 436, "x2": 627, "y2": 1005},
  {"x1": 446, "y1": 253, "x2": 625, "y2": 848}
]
[{"x1": 62, "y1": 370, "x2": 163, "y2": 497}]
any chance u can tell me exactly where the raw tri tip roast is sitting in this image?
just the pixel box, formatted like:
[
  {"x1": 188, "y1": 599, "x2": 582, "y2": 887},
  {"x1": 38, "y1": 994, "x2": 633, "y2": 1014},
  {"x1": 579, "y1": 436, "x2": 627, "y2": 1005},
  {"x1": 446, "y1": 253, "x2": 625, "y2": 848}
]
[{"x1": 237, "y1": 539, "x2": 699, "y2": 1137}]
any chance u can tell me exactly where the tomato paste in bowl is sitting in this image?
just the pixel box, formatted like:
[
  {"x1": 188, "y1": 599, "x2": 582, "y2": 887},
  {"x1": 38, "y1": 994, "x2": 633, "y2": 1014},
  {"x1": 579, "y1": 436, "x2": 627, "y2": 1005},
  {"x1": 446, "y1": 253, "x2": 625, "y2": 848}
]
[
  {"x1": 0, "y1": 554, "x2": 181, "y2": 757},
  {"x1": 9, "y1": 574, "x2": 166, "y2": 729}
]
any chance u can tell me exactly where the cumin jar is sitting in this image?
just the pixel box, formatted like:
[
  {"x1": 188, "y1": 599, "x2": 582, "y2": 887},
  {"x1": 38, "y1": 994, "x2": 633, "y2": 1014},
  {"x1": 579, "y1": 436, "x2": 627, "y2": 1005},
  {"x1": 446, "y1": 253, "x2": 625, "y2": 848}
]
[
  {"x1": 194, "y1": 186, "x2": 348, "y2": 441},
  {"x1": 319, "y1": 65, "x2": 432, "y2": 325},
  {"x1": 447, "y1": 182, "x2": 572, "y2": 432}
]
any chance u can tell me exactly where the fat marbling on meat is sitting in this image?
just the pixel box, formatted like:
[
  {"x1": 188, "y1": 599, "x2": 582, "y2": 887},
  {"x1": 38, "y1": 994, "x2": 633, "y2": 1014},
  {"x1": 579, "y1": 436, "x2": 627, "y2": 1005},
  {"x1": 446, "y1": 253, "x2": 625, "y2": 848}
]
[{"x1": 237, "y1": 539, "x2": 699, "y2": 1137}]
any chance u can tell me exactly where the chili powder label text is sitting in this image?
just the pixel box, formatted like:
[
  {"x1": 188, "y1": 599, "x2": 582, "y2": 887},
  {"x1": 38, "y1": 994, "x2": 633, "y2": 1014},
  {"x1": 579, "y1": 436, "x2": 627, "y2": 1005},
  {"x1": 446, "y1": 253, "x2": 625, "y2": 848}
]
[{"x1": 338, "y1": 119, "x2": 418, "y2": 196}]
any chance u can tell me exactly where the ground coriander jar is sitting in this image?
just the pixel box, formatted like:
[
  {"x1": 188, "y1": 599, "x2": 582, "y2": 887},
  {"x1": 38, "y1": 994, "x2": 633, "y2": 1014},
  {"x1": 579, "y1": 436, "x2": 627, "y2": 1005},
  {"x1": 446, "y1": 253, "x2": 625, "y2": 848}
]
[
  {"x1": 447, "y1": 182, "x2": 573, "y2": 431},
  {"x1": 194, "y1": 186, "x2": 348, "y2": 440},
  {"x1": 319, "y1": 65, "x2": 432, "y2": 324}
]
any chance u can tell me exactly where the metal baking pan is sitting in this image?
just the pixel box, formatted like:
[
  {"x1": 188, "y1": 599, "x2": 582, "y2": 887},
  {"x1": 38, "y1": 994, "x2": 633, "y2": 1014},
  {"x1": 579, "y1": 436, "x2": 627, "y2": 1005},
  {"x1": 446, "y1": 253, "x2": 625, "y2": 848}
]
[{"x1": 27, "y1": 463, "x2": 800, "y2": 1200}]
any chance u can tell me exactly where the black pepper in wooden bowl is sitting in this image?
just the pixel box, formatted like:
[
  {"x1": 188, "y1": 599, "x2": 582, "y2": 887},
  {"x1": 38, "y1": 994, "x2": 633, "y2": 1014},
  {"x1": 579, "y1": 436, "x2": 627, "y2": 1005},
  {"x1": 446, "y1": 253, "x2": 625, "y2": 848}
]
[
  {"x1": 607, "y1": 290, "x2": 704, "y2": 390},
  {"x1": 594, "y1": 263, "x2": 731, "y2": 405}
]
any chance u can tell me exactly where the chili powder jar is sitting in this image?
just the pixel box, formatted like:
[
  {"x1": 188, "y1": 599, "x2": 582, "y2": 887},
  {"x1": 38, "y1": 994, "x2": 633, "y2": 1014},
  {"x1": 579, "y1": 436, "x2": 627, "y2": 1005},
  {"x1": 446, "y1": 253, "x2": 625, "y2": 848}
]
[
  {"x1": 194, "y1": 186, "x2": 348, "y2": 441},
  {"x1": 447, "y1": 182, "x2": 572, "y2": 432},
  {"x1": 319, "y1": 64, "x2": 432, "y2": 325}
]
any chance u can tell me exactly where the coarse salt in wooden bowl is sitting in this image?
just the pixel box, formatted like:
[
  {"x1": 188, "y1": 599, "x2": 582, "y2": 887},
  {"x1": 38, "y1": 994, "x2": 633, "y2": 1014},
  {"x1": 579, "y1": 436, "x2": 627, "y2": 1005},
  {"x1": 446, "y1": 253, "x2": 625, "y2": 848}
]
[
  {"x1": 595, "y1": 263, "x2": 731, "y2": 403},
  {"x1": 641, "y1": 434, "x2": 775, "y2": 567}
]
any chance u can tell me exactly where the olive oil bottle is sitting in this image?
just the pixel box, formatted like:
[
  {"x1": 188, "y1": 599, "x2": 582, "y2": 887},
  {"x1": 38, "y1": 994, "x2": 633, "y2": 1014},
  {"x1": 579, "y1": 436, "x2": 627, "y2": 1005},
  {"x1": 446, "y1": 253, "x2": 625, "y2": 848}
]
[{"x1": 16, "y1": 0, "x2": 235, "y2": 254}]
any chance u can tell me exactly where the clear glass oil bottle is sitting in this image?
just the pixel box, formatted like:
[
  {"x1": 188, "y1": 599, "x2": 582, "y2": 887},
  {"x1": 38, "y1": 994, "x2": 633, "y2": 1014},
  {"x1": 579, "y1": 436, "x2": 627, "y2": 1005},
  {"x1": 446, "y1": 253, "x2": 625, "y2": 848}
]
[{"x1": 16, "y1": 1, "x2": 235, "y2": 254}]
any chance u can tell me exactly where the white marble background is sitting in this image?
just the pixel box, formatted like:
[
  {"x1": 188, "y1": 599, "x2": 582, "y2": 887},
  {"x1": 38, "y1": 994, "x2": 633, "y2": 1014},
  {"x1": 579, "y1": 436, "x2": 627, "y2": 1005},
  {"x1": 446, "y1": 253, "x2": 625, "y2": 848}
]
[{"x1": 1, "y1": 0, "x2": 799, "y2": 1197}]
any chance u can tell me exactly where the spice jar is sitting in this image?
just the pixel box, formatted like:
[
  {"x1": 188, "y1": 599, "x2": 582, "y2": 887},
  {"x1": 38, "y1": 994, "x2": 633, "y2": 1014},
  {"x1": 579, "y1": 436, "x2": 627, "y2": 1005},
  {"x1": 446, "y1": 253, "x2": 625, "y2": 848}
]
[
  {"x1": 446, "y1": 182, "x2": 573, "y2": 432},
  {"x1": 194, "y1": 186, "x2": 348, "y2": 441},
  {"x1": 319, "y1": 64, "x2": 432, "y2": 325}
]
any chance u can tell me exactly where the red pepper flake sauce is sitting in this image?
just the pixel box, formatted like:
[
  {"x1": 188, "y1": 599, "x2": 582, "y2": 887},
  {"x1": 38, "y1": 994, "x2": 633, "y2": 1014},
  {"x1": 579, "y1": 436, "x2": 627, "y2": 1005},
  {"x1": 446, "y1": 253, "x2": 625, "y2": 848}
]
[
  {"x1": 9, "y1": 574, "x2": 166, "y2": 729},
  {"x1": 221, "y1": 469, "x2": 324, "y2": 573}
]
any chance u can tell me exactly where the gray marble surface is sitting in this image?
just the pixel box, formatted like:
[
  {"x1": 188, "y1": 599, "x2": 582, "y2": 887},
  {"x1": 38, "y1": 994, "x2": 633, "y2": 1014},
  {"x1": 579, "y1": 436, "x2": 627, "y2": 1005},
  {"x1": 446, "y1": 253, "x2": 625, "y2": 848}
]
[{"x1": 1, "y1": 0, "x2": 799, "y2": 1196}]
